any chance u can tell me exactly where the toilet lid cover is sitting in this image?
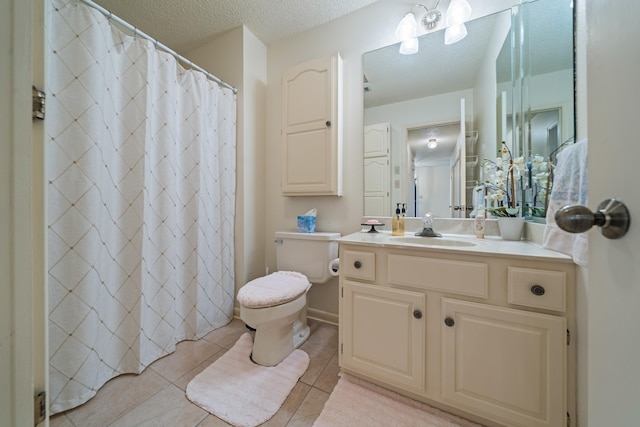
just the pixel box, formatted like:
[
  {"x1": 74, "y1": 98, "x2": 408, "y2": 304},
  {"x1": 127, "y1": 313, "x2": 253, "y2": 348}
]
[{"x1": 237, "y1": 271, "x2": 311, "y2": 308}]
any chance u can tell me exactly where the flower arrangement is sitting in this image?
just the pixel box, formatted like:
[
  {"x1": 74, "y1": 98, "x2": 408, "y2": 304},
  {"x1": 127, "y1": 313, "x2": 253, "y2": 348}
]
[
  {"x1": 479, "y1": 142, "x2": 555, "y2": 218},
  {"x1": 480, "y1": 142, "x2": 524, "y2": 217}
]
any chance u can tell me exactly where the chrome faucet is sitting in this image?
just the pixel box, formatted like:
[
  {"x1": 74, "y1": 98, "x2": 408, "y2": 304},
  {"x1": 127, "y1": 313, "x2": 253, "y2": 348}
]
[{"x1": 415, "y1": 212, "x2": 442, "y2": 237}]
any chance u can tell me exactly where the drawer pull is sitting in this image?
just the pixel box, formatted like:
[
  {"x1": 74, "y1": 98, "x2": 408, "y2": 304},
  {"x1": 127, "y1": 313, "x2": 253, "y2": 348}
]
[
  {"x1": 444, "y1": 317, "x2": 455, "y2": 327},
  {"x1": 354, "y1": 261, "x2": 362, "y2": 269},
  {"x1": 413, "y1": 310, "x2": 422, "y2": 319},
  {"x1": 530, "y1": 284, "x2": 546, "y2": 296}
]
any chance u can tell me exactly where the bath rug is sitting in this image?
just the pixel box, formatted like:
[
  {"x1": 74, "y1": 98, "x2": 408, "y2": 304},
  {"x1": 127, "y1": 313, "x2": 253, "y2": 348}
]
[
  {"x1": 186, "y1": 333, "x2": 309, "y2": 427},
  {"x1": 313, "y1": 373, "x2": 481, "y2": 427}
]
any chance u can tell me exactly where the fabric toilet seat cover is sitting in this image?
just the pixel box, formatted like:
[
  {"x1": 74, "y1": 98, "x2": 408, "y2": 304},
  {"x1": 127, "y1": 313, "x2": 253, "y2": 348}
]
[{"x1": 237, "y1": 271, "x2": 311, "y2": 308}]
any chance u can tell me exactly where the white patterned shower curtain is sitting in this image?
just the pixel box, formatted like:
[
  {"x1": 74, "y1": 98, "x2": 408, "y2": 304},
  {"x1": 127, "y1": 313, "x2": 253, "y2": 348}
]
[{"x1": 46, "y1": 0, "x2": 236, "y2": 413}]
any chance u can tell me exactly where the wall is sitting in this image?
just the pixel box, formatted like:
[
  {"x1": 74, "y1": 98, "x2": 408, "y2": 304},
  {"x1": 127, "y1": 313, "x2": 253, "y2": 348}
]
[
  {"x1": 185, "y1": 27, "x2": 268, "y2": 300},
  {"x1": 265, "y1": 0, "x2": 520, "y2": 321}
]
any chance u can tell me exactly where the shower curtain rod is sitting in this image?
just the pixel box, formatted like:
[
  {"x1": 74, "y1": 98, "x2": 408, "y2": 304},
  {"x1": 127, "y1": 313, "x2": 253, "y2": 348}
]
[{"x1": 78, "y1": 0, "x2": 238, "y2": 94}]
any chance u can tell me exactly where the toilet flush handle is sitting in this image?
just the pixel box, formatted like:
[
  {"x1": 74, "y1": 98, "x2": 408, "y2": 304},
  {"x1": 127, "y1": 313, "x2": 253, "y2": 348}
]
[{"x1": 274, "y1": 239, "x2": 283, "y2": 245}]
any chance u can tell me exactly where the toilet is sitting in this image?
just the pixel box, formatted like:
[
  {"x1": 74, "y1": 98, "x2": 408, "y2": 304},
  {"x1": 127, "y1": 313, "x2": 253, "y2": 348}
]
[{"x1": 237, "y1": 231, "x2": 340, "y2": 366}]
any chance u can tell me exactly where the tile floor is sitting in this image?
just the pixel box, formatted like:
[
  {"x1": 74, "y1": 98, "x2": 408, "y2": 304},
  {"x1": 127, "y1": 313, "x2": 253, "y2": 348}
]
[{"x1": 50, "y1": 318, "x2": 340, "y2": 427}]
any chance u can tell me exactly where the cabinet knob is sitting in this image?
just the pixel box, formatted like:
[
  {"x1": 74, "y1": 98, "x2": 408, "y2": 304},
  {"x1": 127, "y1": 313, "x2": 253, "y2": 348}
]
[
  {"x1": 354, "y1": 261, "x2": 362, "y2": 269},
  {"x1": 530, "y1": 284, "x2": 546, "y2": 296},
  {"x1": 326, "y1": 120, "x2": 331, "y2": 127},
  {"x1": 444, "y1": 317, "x2": 455, "y2": 327},
  {"x1": 413, "y1": 310, "x2": 422, "y2": 319}
]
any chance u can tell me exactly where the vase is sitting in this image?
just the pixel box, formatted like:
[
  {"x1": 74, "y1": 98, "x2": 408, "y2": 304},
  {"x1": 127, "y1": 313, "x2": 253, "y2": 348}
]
[{"x1": 497, "y1": 217, "x2": 525, "y2": 241}]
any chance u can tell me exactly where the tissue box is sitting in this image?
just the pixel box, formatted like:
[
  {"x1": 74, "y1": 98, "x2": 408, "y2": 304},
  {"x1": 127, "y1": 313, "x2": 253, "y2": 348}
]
[{"x1": 297, "y1": 216, "x2": 316, "y2": 233}]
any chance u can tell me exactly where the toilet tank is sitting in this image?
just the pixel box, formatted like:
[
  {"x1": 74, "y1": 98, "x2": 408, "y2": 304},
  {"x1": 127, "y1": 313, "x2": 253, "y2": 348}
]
[{"x1": 275, "y1": 231, "x2": 340, "y2": 284}]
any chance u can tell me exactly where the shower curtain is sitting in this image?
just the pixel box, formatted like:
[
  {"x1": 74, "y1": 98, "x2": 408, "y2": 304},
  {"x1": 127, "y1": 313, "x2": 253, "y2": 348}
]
[{"x1": 46, "y1": 0, "x2": 236, "y2": 413}]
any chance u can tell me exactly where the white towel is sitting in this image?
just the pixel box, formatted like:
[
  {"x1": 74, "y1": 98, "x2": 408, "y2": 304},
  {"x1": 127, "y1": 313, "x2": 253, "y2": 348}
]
[{"x1": 543, "y1": 139, "x2": 589, "y2": 266}]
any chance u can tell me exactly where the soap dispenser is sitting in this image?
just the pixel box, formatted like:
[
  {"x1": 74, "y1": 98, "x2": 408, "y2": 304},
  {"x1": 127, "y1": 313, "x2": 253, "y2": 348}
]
[
  {"x1": 392, "y1": 203, "x2": 403, "y2": 236},
  {"x1": 399, "y1": 203, "x2": 406, "y2": 234}
]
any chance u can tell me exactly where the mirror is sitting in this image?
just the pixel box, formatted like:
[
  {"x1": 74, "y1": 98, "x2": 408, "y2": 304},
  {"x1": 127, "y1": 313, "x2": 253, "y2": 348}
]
[{"x1": 363, "y1": 0, "x2": 574, "y2": 219}]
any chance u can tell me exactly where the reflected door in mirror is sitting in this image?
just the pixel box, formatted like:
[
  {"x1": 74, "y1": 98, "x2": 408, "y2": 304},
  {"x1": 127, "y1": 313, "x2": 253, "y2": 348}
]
[{"x1": 364, "y1": 123, "x2": 390, "y2": 216}]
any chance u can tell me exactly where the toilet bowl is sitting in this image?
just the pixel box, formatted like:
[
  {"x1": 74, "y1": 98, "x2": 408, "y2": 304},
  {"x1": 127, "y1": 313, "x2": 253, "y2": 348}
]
[
  {"x1": 238, "y1": 271, "x2": 311, "y2": 366},
  {"x1": 237, "y1": 231, "x2": 340, "y2": 366}
]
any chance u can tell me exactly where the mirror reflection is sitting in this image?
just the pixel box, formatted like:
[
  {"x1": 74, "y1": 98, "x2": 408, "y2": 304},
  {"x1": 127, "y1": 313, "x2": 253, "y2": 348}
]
[{"x1": 363, "y1": 0, "x2": 574, "y2": 219}]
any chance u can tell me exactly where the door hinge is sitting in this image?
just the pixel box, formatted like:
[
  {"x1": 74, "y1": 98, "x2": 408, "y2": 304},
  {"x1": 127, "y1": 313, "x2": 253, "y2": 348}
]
[
  {"x1": 567, "y1": 329, "x2": 571, "y2": 346},
  {"x1": 34, "y1": 391, "x2": 46, "y2": 424},
  {"x1": 340, "y1": 342, "x2": 343, "y2": 354},
  {"x1": 341, "y1": 287, "x2": 343, "y2": 298},
  {"x1": 32, "y1": 86, "x2": 45, "y2": 120},
  {"x1": 567, "y1": 411, "x2": 571, "y2": 427}
]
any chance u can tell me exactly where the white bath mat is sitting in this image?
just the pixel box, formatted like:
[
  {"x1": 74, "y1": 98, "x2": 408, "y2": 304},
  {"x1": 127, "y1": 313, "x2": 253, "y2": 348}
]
[
  {"x1": 186, "y1": 332, "x2": 309, "y2": 427},
  {"x1": 313, "y1": 373, "x2": 481, "y2": 427}
]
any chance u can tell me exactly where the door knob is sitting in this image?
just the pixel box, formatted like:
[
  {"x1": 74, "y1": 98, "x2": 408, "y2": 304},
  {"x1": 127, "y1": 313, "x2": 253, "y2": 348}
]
[{"x1": 555, "y1": 199, "x2": 630, "y2": 239}]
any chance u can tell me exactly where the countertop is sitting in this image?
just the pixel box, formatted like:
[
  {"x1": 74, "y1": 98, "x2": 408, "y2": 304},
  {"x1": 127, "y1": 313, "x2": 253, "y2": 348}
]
[{"x1": 338, "y1": 231, "x2": 574, "y2": 263}]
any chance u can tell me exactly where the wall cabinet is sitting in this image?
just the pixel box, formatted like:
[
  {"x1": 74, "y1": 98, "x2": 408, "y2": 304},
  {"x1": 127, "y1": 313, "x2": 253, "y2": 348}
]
[
  {"x1": 281, "y1": 54, "x2": 342, "y2": 196},
  {"x1": 339, "y1": 242, "x2": 575, "y2": 427}
]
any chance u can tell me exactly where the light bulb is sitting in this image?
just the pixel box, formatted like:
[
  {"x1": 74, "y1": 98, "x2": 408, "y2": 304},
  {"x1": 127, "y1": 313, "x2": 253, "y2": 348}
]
[
  {"x1": 395, "y1": 12, "x2": 417, "y2": 41},
  {"x1": 446, "y1": 0, "x2": 472, "y2": 26},
  {"x1": 399, "y1": 38, "x2": 419, "y2": 55},
  {"x1": 445, "y1": 23, "x2": 467, "y2": 45}
]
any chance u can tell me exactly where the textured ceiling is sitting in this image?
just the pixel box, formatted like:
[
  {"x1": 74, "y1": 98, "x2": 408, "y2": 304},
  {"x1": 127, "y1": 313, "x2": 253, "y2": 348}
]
[{"x1": 93, "y1": 0, "x2": 381, "y2": 52}]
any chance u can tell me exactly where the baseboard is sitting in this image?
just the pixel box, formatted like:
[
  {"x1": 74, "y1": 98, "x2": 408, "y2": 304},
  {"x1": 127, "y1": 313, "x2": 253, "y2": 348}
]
[{"x1": 308, "y1": 307, "x2": 338, "y2": 326}]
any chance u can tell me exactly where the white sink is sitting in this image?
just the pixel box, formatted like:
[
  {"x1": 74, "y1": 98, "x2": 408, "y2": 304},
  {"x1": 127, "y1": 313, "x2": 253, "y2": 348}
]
[{"x1": 389, "y1": 236, "x2": 477, "y2": 247}]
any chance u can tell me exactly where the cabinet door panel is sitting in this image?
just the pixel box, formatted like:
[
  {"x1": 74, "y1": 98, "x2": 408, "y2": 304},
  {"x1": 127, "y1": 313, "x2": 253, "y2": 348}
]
[
  {"x1": 441, "y1": 298, "x2": 566, "y2": 427},
  {"x1": 282, "y1": 54, "x2": 342, "y2": 196},
  {"x1": 342, "y1": 281, "x2": 425, "y2": 391}
]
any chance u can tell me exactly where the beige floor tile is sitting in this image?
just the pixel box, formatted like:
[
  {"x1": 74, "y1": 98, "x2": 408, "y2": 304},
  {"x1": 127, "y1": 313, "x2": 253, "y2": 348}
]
[
  {"x1": 299, "y1": 339, "x2": 336, "y2": 386},
  {"x1": 110, "y1": 383, "x2": 208, "y2": 427},
  {"x1": 173, "y1": 349, "x2": 227, "y2": 391},
  {"x1": 306, "y1": 321, "x2": 339, "y2": 351},
  {"x1": 313, "y1": 351, "x2": 339, "y2": 393},
  {"x1": 149, "y1": 338, "x2": 224, "y2": 383},
  {"x1": 49, "y1": 413, "x2": 74, "y2": 427},
  {"x1": 198, "y1": 415, "x2": 233, "y2": 426},
  {"x1": 52, "y1": 319, "x2": 341, "y2": 427},
  {"x1": 287, "y1": 387, "x2": 330, "y2": 427},
  {"x1": 201, "y1": 317, "x2": 249, "y2": 349},
  {"x1": 65, "y1": 368, "x2": 170, "y2": 427},
  {"x1": 261, "y1": 381, "x2": 311, "y2": 427}
]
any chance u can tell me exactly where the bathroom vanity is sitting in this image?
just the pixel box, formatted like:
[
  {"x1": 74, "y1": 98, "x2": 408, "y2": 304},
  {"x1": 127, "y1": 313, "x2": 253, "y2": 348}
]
[{"x1": 338, "y1": 231, "x2": 576, "y2": 427}]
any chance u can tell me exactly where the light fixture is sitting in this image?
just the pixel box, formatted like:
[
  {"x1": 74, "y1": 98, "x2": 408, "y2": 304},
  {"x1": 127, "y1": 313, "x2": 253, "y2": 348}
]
[
  {"x1": 395, "y1": 2, "x2": 443, "y2": 54},
  {"x1": 445, "y1": 0, "x2": 472, "y2": 26},
  {"x1": 444, "y1": 23, "x2": 467, "y2": 45},
  {"x1": 399, "y1": 38, "x2": 419, "y2": 55},
  {"x1": 427, "y1": 138, "x2": 438, "y2": 149},
  {"x1": 395, "y1": 12, "x2": 417, "y2": 41},
  {"x1": 444, "y1": 0, "x2": 471, "y2": 44}
]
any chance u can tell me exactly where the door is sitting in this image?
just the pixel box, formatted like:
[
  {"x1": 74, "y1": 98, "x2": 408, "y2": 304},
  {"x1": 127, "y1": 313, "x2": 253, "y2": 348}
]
[
  {"x1": 363, "y1": 157, "x2": 390, "y2": 216},
  {"x1": 585, "y1": 1, "x2": 640, "y2": 425},
  {"x1": 341, "y1": 280, "x2": 425, "y2": 391},
  {"x1": 1, "y1": 0, "x2": 47, "y2": 425},
  {"x1": 441, "y1": 298, "x2": 566, "y2": 427},
  {"x1": 363, "y1": 123, "x2": 390, "y2": 216}
]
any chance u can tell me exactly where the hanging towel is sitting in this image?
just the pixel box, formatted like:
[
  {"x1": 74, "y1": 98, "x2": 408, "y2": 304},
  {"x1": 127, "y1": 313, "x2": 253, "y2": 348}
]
[{"x1": 543, "y1": 139, "x2": 589, "y2": 266}]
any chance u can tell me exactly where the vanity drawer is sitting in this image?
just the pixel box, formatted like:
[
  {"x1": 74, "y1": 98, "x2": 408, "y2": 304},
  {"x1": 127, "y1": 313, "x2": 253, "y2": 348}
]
[
  {"x1": 387, "y1": 255, "x2": 488, "y2": 298},
  {"x1": 507, "y1": 267, "x2": 566, "y2": 312},
  {"x1": 343, "y1": 250, "x2": 376, "y2": 281}
]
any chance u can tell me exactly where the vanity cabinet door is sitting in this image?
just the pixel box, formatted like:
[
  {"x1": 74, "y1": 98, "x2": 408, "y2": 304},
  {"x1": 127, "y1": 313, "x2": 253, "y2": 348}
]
[
  {"x1": 341, "y1": 280, "x2": 425, "y2": 392},
  {"x1": 441, "y1": 298, "x2": 566, "y2": 427}
]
